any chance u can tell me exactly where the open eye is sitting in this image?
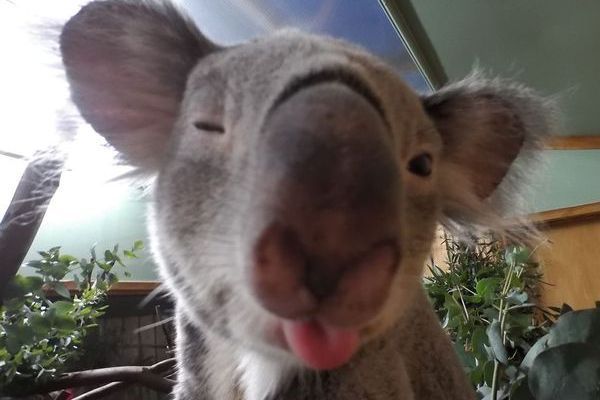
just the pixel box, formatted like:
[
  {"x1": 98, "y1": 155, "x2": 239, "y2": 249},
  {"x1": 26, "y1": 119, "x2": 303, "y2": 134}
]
[
  {"x1": 408, "y1": 152, "x2": 433, "y2": 177},
  {"x1": 193, "y1": 121, "x2": 225, "y2": 134}
]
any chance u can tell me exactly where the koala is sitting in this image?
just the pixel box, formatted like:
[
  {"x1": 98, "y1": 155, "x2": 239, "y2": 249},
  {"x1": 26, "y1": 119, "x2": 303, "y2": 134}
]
[{"x1": 59, "y1": 1, "x2": 554, "y2": 399}]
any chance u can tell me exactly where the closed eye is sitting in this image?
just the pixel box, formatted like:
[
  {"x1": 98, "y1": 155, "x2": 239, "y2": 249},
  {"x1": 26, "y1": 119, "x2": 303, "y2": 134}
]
[{"x1": 194, "y1": 121, "x2": 225, "y2": 134}]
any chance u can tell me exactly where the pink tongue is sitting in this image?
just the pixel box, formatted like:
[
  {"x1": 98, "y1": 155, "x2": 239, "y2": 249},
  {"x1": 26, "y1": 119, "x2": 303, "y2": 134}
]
[{"x1": 282, "y1": 320, "x2": 360, "y2": 370}]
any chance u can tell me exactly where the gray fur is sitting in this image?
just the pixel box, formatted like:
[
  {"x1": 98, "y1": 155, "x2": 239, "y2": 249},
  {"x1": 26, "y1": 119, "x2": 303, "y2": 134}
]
[{"x1": 59, "y1": 1, "x2": 555, "y2": 399}]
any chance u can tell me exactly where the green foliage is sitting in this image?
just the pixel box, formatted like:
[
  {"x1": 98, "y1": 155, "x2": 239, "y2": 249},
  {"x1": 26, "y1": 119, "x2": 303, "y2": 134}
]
[
  {"x1": 424, "y1": 237, "x2": 554, "y2": 399},
  {"x1": 0, "y1": 241, "x2": 143, "y2": 395},
  {"x1": 525, "y1": 308, "x2": 600, "y2": 400},
  {"x1": 426, "y1": 236, "x2": 600, "y2": 400}
]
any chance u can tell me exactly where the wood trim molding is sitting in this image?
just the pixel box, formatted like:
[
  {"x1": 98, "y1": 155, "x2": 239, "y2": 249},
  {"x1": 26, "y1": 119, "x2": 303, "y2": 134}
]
[
  {"x1": 61, "y1": 280, "x2": 161, "y2": 296},
  {"x1": 531, "y1": 202, "x2": 600, "y2": 225},
  {"x1": 545, "y1": 136, "x2": 600, "y2": 150}
]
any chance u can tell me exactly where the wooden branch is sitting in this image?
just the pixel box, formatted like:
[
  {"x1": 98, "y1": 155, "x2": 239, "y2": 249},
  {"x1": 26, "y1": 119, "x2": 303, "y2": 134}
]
[
  {"x1": 72, "y1": 382, "x2": 127, "y2": 400},
  {"x1": 21, "y1": 358, "x2": 177, "y2": 397},
  {"x1": 531, "y1": 202, "x2": 600, "y2": 225},
  {"x1": 71, "y1": 352, "x2": 178, "y2": 399},
  {"x1": 0, "y1": 150, "x2": 64, "y2": 300},
  {"x1": 544, "y1": 135, "x2": 600, "y2": 150}
]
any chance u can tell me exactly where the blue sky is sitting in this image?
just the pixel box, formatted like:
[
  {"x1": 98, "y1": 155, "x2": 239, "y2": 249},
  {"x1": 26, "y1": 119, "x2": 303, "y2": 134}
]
[{"x1": 183, "y1": 0, "x2": 429, "y2": 91}]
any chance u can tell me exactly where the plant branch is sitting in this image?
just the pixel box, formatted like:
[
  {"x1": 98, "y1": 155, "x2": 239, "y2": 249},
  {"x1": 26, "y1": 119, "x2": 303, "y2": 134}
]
[
  {"x1": 0, "y1": 150, "x2": 64, "y2": 300},
  {"x1": 491, "y1": 258, "x2": 517, "y2": 400},
  {"x1": 72, "y1": 381, "x2": 128, "y2": 400},
  {"x1": 20, "y1": 358, "x2": 176, "y2": 396},
  {"x1": 455, "y1": 285, "x2": 470, "y2": 322}
]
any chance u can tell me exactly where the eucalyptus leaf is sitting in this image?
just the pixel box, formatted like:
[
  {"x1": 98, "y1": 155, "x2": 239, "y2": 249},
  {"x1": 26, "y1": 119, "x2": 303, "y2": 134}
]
[
  {"x1": 2, "y1": 240, "x2": 141, "y2": 391},
  {"x1": 29, "y1": 314, "x2": 51, "y2": 336},
  {"x1": 520, "y1": 334, "x2": 549, "y2": 372},
  {"x1": 453, "y1": 341, "x2": 476, "y2": 369},
  {"x1": 476, "y1": 278, "x2": 502, "y2": 304},
  {"x1": 107, "y1": 272, "x2": 119, "y2": 286},
  {"x1": 53, "y1": 316, "x2": 77, "y2": 333},
  {"x1": 546, "y1": 309, "x2": 600, "y2": 349},
  {"x1": 486, "y1": 320, "x2": 508, "y2": 364},
  {"x1": 506, "y1": 313, "x2": 532, "y2": 330},
  {"x1": 51, "y1": 282, "x2": 71, "y2": 299},
  {"x1": 472, "y1": 326, "x2": 488, "y2": 360},
  {"x1": 529, "y1": 343, "x2": 600, "y2": 400},
  {"x1": 483, "y1": 360, "x2": 495, "y2": 387},
  {"x1": 424, "y1": 237, "x2": 548, "y2": 398},
  {"x1": 506, "y1": 290, "x2": 528, "y2": 305},
  {"x1": 504, "y1": 247, "x2": 531, "y2": 266},
  {"x1": 58, "y1": 255, "x2": 77, "y2": 265},
  {"x1": 50, "y1": 301, "x2": 73, "y2": 316},
  {"x1": 123, "y1": 249, "x2": 137, "y2": 259},
  {"x1": 4, "y1": 276, "x2": 43, "y2": 299},
  {"x1": 6, "y1": 335, "x2": 21, "y2": 355}
]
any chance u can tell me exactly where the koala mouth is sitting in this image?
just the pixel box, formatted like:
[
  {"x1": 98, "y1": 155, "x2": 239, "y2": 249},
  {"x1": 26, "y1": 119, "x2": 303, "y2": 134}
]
[{"x1": 280, "y1": 319, "x2": 360, "y2": 370}]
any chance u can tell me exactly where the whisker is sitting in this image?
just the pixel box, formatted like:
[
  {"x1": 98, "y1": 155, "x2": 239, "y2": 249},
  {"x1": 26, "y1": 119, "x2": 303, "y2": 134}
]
[{"x1": 133, "y1": 316, "x2": 175, "y2": 335}]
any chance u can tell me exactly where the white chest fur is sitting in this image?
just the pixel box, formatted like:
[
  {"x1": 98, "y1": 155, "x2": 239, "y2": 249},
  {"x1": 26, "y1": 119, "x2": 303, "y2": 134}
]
[{"x1": 237, "y1": 351, "x2": 296, "y2": 400}]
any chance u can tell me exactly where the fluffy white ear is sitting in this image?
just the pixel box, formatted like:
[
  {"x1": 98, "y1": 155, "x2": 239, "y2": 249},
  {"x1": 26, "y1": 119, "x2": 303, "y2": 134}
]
[
  {"x1": 422, "y1": 74, "x2": 556, "y2": 232},
  {"x1": 60, "y1": 0, "x2": 220, "y2": 170}
]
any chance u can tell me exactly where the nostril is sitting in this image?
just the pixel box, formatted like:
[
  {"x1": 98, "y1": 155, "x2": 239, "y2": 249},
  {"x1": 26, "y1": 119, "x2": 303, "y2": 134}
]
[
  {"x1": 318, "y1": 241, "x2": 400, "y2": 327},
  {"x1": 356, "y1": 241, "x2": 400, "y2": 277},
  {"x1": 304, "y1": 240, "x2": 399, "y2": 302},
  {"x1": 254, "y1": 224, "x2": 304, "y2": 272},
  {"x1": 306, "y1": 262, "x2": 344, "y2": 301},
  {"x1": 252, "y1": 224, "x2": 317, "y2": 318}
]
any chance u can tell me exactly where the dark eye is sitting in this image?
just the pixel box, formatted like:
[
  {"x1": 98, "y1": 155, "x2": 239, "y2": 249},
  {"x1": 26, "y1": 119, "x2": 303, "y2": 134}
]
[
  {"x1": 193, "y1": 121, "x2": 225, "y2": 134},
  {"x1": 408, "y1": 153, "x2": 433, "y2": 177}
]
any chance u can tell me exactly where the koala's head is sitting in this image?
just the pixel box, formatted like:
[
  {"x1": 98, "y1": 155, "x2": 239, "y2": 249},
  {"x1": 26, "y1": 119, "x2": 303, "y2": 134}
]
[{"x1": 60, "y1": 1, "x2": 553, "y2": 371}]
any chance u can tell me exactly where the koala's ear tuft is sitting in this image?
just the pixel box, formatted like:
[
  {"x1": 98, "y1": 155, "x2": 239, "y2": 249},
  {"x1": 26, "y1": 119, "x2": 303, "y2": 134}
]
[
  {"x1": 422, "y1": 73, "x2": 556, "y2": 231},
  {"x1": 60, "y1": 0, "x2": 220, "y2": 170}
]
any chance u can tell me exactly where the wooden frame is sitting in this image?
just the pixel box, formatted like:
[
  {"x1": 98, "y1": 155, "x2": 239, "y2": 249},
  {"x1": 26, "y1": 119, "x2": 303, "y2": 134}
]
[
  {"x1": 62, "y1": 280, "x2": 160, "y2": 296},
  {"x1": 532, "y1": 202, "x2": 600, "y2": 226},
  {"x1": 545, "y1": 136, "x2": 600, "y2": 150}
]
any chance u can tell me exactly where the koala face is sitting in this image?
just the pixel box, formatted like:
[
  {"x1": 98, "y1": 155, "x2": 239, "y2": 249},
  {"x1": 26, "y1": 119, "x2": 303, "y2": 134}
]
[
  {"x1": 151, "y1": 32, "x2": 442, "y2": 368},
  {"x1": 60, "y1": 1, "x2": 552, "y2": 371}
]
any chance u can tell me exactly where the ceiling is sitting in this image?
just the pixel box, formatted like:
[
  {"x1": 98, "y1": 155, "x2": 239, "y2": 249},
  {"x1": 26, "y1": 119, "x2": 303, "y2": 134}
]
[
  {"x1": 380, "y1": 0, "x2": 600, "y2": 213},
  {"x1": 383, "y1": 0, "x2": 600, "y2": 136}
]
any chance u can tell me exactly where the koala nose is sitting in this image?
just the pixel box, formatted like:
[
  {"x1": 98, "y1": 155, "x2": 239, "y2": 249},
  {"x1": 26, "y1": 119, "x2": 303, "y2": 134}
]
[
  {"x1": 252, "y1": 223, "x2": 400, "y2": 322},
  {"x1": 248, "y1": 80, "x2": 401, "y2": 326}
]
